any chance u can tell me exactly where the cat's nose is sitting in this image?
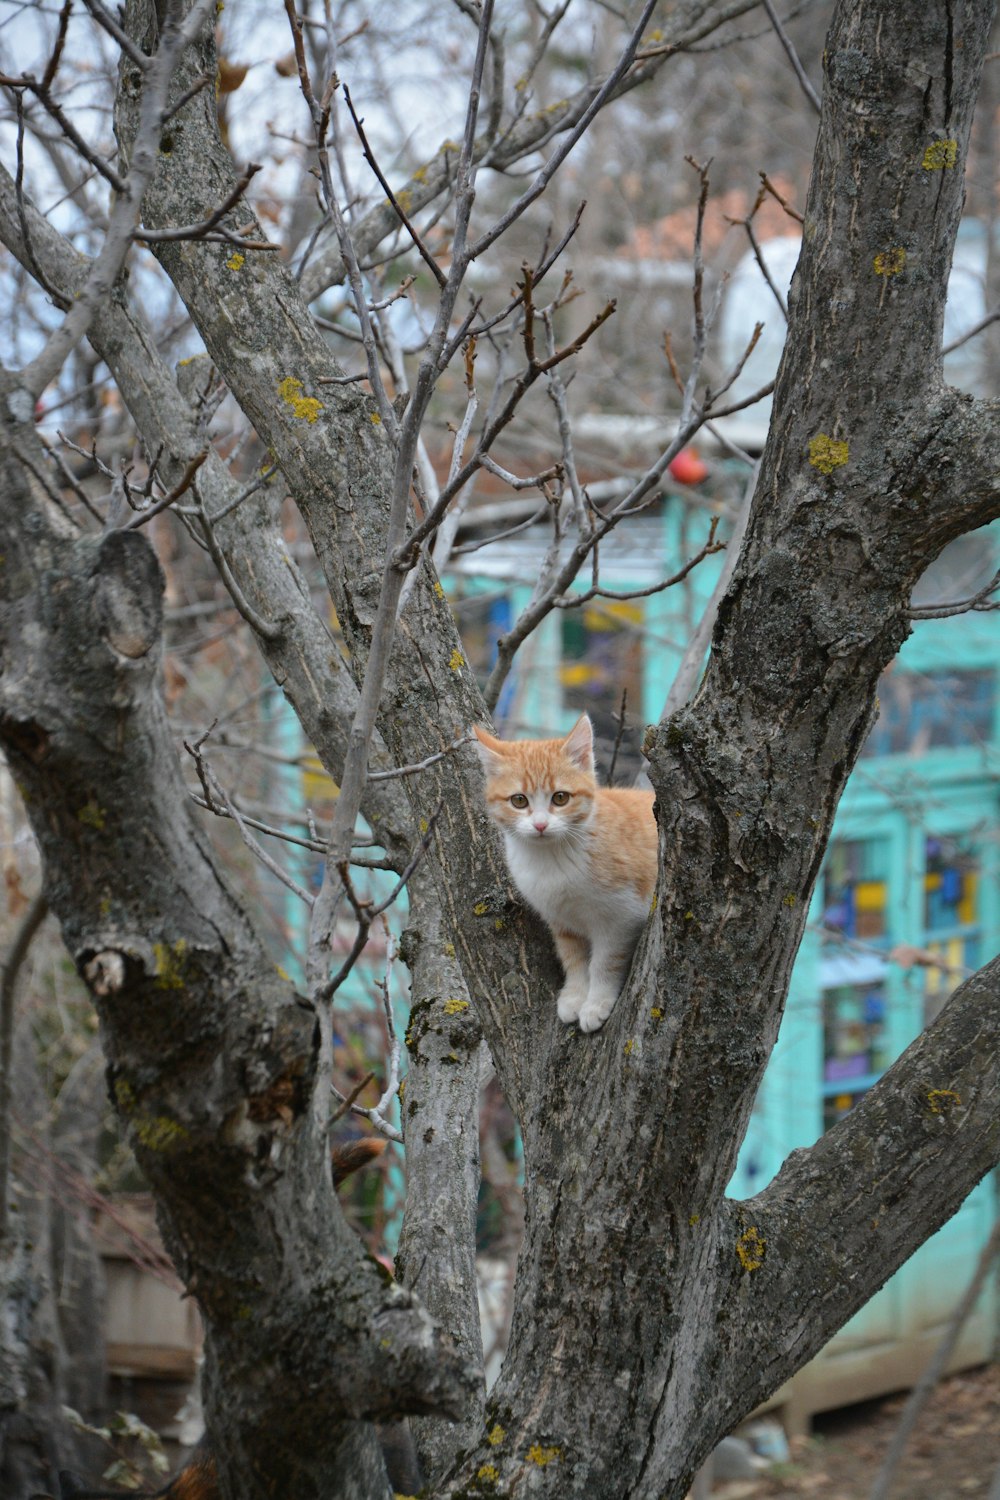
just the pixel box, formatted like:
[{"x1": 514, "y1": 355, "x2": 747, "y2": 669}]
[{"x1": 532, "y1": 816, "x2": 549, "y2": 832}]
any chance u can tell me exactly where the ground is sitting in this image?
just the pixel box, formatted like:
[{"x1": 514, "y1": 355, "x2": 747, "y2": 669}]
[{"x1": 724, "y1": 1363, "x2": 1000, "y2": 1499}]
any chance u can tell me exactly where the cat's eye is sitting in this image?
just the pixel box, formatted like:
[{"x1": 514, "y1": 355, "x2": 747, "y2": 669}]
[
  {"x1": 551, "y1": 791, "x2": 571, "y2": 806},
  {"x1": 510, "y1": 793, "x2": 529, "y2": 809}
]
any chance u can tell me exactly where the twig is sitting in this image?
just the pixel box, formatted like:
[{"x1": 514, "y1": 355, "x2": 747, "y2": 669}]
[
  {"x1": 727, "y1": 186, "x2": 788, "y2": 319},
  {"x1": 479, "y1": 455, "x2": 562, "y2": 492},
  {"x1": 705, "y1": 320, "x2": 763, "y2": 404},
  {"x1": 330, "y1": 1070, "x2": 376, "y2": 1125},
  {"x1": 1, "y1": 75, "x2": 127, "y2": 195},
  {"x1": 607, "y1": 690, "x2": 628, "y2": 784},
  {"x1": 13, "y1": 1121, "x2": 182, "y2": 1289},
  {"x1": 660, "y1": 466, "x2": 757, "y2": 721},
  {"x1": 343, "y1": 87, "x2": 446, "y2": 289},
  {"x1": 161, "y1": 71, "x2": 214, "y2": 125},
  {"x1": 395, "y1": 296, "x2": 615, "y2": 566},
  {"x1": 14, "y1": 92, "x2": 67, "y2": 309},
  {"x1": 121, "y1": 448, "x2": 208, "y2": 529},
  {"x1": 367, "y1": 735, "x2": 474, "y2": 782},
  {"x1": 350, "y1": 919, "x2": 403, "y2": 1142},
  {"x1": 544, "y1": 310, "x2": 589, "y2": 533},
  {"x1": 553, "y1": 528, "x2": 723, "y2": 610},
  {"x1": 465, "y1": 0, "x2": 659, "y2": 260},
  {"x1": 184, "y1": 739, "x2": 315, "y2": 908},
  {"x1": 455, "y1": 201, "x2": 586, "y2": 352},
  {"x1": 759, "y1": 170, "x2": 804, "y2": 225},
  {"x1": 908, "y1": 567, "x2": 1000, "y2": 619},
  {"x1": 81, "y1": 0, "x2": 151, "y2": 71},
  {"x1": 39, "y1": 434, "x2": 104, "y2": 523},
  {"x1": 760, "y1": 0, "x2": 822, "y2": 115},
  {"x1": 317, "y1": 807, "x2": 443, "y2": 1006},
  {"x1": 189, "y1": 793, "x2": 324, "y2": 853},
  {"x1": 42, "y1": 0, "x2": 74, "y2": 90},
  {"x1": 192, "y1": 496, "x2": 283, "y2": 640},
  {"x1": 451, "y1": 504, "x2": 550, "y2": 554},
  {"x1": 283, "y1": 0, "x2": 397, "y2": 436},
  {"x1": 942, "y1": 307, "x2": 1000, "y2": 356},
  {"x1": 18, "y1": 0, "x2": 220, "y2": 400},
  {"x1": 200, "y1": 464, "x2": 278, "y2": 525},
  {"x1": 305, "y1": 0, "x2": 495, "y2": 999},
  {"x1": 133, "y1": 163, "x2": 266, "y2": 246}
]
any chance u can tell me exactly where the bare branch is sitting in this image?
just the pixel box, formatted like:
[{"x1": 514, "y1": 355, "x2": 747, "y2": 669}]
[
  {"x1": 14, "y1": 92, "x2": 69, "y2": 309},
  {"x1": 760, "y1": 0, "x2": 823, "y2": 115},
  {"x1": 368, "y1": 735, "x2": 474, "y2": 783},
  {"x1": 121, "y1": 447, "x2": 208, "y2": 530},
  {"x1": 184, "y1": 738, "x2": 316, "y2": 909},
  {"x1": 908, "y1": 567, "x2": 1000, "y2": 619},
  {"x1": 18, "y1": 0, "x2": 220, "y2": 400},
  {"x1": 661, "y1": 467, "x2": 758, "y2": 721},
  {"x1": 133, "y1": 162, "x2": 266, "y2": 246},
  {"x1": 343, "y1": 86, "x2": 446, "y2": 289}
]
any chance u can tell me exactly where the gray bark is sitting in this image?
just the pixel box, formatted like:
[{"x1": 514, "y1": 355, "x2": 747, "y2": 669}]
[
  {"x1": 0, "y1": 409, "x2": 475, "y2": 1499},
  {"x1": 1, "y1": 1, "x2": 999, "y2": 1498}
]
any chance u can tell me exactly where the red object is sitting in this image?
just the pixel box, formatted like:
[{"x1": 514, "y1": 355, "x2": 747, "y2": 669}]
[{"x1": 668, "y1": 447, "x2": 709, "y2": 485}]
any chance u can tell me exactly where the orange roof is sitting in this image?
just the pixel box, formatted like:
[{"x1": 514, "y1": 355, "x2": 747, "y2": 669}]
[{"x1": 617, "y1": 176, "x2": 802, "y2": 263}]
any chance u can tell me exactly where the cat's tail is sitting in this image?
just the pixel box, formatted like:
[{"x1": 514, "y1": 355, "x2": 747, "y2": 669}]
[
  {"x1": 331, "y1": 1134, "x2": 387, "y2": 1185},
  {"x1": 41, "y1": 1451, "x2": 217, "y2": 1500}
]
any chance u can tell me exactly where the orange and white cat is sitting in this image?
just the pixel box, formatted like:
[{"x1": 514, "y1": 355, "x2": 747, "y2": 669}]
[{"x1": 473, "y1": 714, "x2": 657, "y2": 1032}]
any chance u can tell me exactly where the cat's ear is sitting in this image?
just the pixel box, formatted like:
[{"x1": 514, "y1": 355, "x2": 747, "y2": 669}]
[
  {"x1": 561, "y1": 714, "x2": 595, "y2": 774},
  {"x1": 472, "y1": 724, "x2": 507, "y2": 773}
]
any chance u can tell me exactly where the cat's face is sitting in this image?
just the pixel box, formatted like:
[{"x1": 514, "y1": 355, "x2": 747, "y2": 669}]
[{"x1": 472, "y1": 714, "x2": 597, "y2": 845}]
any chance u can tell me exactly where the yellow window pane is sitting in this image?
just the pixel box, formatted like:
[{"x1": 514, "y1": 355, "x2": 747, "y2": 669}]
[
  {"x1": 303, "y1": 756, "x2": 338, "y2": 801},
  {"x1": 854, "y1": 881, "x2": 886, "y2": 912},
  {"x1": 559, "y1": 663, "x2": 594, "y2": 688},
  {"x1": 581, "y1": 600, "x2": 643, "y2": 631},
  {"x1": 958, "y1": 872, "x2": 977, "y2": 925}
]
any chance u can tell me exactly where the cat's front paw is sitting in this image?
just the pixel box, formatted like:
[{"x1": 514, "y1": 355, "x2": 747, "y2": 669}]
[
  {"x1": 578, "y1": 993, "x2": 616, "y2": 1033},
  {"x1": 557, "y1": 982, "x2": 587, "y2": 1024}
]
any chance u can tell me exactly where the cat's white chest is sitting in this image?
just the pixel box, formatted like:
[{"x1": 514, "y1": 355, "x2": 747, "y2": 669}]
[
  {"x1": 504, "y1": 833, "x2": 584, "y2": 922},
  {"x1": 503, "y1": 830, "x2": 643, "y2": 937}
]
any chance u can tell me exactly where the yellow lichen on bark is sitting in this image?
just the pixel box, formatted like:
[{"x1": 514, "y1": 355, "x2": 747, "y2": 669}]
[
  {"x1": 525, "y1": 1444, "x2": 561, "y2": 1466},
  {"x1": 922, "y1": 139, "x2": 958, "y2": 169},
  {"x1": 874, "y1": 247, "x2": 906, "y2": 276},
  {"x1": 736, "y1": 1227, "x2": 766, "y2": 1272},
  {"x1": 277, "y1": 376, "x2": 323, "y2": 424},
  {"x1": 808, "y1": 434, "x2": 849, "y2": 474}
]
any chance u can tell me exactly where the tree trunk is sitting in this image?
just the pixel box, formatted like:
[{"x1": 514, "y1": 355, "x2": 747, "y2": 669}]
[{"x1": 0, "y1": 0, "x2": 998, "y2": 1497}]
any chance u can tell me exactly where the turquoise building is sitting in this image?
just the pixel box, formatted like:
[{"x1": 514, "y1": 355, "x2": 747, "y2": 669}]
[{"x1": 451, "y1": 486, "x2": 1000, "y2": 1425}]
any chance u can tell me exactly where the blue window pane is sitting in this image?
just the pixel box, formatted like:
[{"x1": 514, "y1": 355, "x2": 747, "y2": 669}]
[{"x1": 862, "y1": 668, "x2": 995, "y2": 757}]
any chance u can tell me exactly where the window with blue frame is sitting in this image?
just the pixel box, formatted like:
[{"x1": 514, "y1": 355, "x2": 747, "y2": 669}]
[
  {"x1": 861, "y1": 667, "x2": 995, "y2": 757},
  {"x1": 821, "y1": 981, "x2": 890, "y2": 1130},
  {"x1": 559, "y1": 600, "x2": 644, "y2": 778},
  {"x1": 819, "y1": 837, "x2": 892, "y2": 1130},
  {"x1": 922, "y1": 834, "x2": 980, "y2": 1026},
  {"x1": 454, "y1": 589, "x2": 514, "y2": 709},
  {"x1": 820, "y1": 837, "x2": 890, "y2": 944},
  {"x1": 817, "y1": 831, "x2": 985, "y2": 1129}
]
